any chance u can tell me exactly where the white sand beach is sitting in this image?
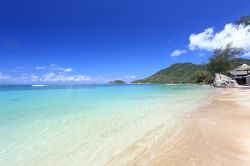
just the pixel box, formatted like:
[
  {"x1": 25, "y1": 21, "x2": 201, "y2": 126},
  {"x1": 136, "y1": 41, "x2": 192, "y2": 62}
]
[{"x1": 108, "y1": 88, "x2": 250, "y2": 166}]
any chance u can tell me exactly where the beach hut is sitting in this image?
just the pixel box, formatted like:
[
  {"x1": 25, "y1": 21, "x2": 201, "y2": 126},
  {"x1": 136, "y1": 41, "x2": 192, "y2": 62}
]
[
  {"x1": 234, "y1": 64, "x2": 250, "y2": 72},
  {"x1": 229, "y1": 64, "x2": 250, "y2": 85}
]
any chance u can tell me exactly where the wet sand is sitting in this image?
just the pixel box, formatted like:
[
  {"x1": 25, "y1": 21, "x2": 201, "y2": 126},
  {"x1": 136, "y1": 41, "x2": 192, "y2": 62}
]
[{"x1": 108, "y1": 88, "x2": 250, "y2": 166}]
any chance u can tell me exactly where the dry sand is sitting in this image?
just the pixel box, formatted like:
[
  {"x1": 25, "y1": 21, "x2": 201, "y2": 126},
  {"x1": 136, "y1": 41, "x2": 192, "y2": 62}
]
[{"x1": 108, "y1": 88, "x2": 250, "y2": 166}]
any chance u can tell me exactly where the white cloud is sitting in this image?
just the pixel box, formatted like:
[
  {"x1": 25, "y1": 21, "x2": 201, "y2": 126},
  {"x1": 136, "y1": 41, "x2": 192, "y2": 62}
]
[
  {"x1": 35, "y1": 66, "x2": 46, "y2": 70},
  {"x1": 189, "y1": 24, "x2": 250, "y2": 52},
  {"x1": 171, "y1": 49, "x2": 187, "y2": 57},
  {"x1": 30, "y1": 74, "x2": 39, "y2": 82},
  {"x1": 243, "y1": 52, "x2": 250, "y2": 57},
  {"x1": 62, "y1": 68, "x2": 72, "y2": 72},
  {"x1": 49, "y1": 64, "x2": 72, "y2": 72},
  {"x1": 124, "y1": 75, "x2": 137, "y2": 79},
  {"x1": 0, "y1": 72, "x2": 91, "y2": 83},
  {"x1": 41, "y1": 73, "x2": 55, "y2": 81},
  {"x1": 199, "y1": 53, "x2": 205, "y2": 56},
  {"x1": 0, "y1": 72, "x2": 13, "y2": 81},
  {"x1": 35, "y1": 64, "x2": 72, "y2": 72},
  {"x1": 40, "y1": 73, "x2": 91, "y2": 82}
]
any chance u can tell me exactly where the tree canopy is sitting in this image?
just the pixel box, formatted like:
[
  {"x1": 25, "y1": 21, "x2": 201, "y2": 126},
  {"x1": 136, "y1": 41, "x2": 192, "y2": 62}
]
[
  {"x1": 208, "y1": 43, "x2": 243, "y2": 75},
  {"x1": 192, "y1": 70, "x2": 211, "y2": 84}
]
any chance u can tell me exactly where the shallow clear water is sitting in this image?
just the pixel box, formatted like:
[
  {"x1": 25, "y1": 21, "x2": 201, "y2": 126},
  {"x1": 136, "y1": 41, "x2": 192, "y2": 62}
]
[{"x1": 0, "y1": 84, "x2": 215, "y2": 166}]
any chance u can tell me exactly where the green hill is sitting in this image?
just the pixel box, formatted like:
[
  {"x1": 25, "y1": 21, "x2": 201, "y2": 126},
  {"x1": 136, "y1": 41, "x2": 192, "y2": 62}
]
[
  {"x1": 132, "y1": 58, "x2": 250, "y2": 84},
  {"x1": 132, "y1": 63, "x2": 207, "y2": 84},
  {"x1": 109, "y1": 80, "x2": 126, "y2": 84}
]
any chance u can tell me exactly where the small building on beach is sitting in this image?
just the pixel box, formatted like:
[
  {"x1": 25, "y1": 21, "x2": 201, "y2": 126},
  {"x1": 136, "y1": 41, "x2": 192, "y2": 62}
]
[{"x1": 228, "y1": 64, "x2": 250, "y2": 86}]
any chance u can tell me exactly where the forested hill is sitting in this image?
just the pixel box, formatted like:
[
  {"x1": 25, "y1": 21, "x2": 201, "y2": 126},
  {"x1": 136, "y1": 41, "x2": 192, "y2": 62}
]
[
  {"x1": 132, "y1": 63, "x2": 206, "y2": 84},
  {"x1": 132, "y1": 58, "x2": 250, "y2": 84}
]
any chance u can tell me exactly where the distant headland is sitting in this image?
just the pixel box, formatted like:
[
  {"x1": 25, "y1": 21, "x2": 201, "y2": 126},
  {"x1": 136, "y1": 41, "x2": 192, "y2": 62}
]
[{"x1": 109, "y1": 80, "x2": 126, "y2": 84}]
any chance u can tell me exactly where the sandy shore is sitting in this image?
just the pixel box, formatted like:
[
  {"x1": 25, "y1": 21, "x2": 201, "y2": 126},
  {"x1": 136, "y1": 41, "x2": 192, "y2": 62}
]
[{"x1": 108, "y1": 88, "x2": 250, "y2": 166}]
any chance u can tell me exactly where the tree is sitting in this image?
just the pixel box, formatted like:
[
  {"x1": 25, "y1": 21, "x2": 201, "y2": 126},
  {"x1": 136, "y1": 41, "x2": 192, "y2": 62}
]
[
  {"x1": 193, "y1": 70, "x2": 211, "y2": 84},
  {"x1": 236, "y1": 16, "x2": 250, "y2": 31},
  {"x1": 208, "y1": 43, "x2": 243, "y2": 75}
]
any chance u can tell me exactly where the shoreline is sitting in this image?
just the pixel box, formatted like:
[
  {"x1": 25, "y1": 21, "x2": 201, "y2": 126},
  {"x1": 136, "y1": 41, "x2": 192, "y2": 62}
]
[{"x1": 108, "y1": 88, "x2": 250, "y2": 166}]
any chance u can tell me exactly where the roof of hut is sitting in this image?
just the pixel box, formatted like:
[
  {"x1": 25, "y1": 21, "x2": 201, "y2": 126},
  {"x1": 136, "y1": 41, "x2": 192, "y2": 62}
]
[
  {"x1": 229, "y1": 64, "x2": 250, "y2": 76},
  {"x1": 234, "y1": 64, "x2": 250, "y2": 71}
]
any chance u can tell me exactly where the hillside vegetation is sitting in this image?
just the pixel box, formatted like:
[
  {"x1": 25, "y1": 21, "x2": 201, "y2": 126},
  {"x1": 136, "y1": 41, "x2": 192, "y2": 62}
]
[
  {"x1": 109, "y1": 80, "x2": 126, "y2": 84},
  {"x1": 132, "y1": 58, "x2": 250, "y2": 84}
]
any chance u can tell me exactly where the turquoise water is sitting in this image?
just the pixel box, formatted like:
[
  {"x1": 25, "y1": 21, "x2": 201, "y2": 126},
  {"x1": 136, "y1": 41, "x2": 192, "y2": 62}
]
[{"x1": 0, "y1": 84, "x2": 214, "y2": 166}]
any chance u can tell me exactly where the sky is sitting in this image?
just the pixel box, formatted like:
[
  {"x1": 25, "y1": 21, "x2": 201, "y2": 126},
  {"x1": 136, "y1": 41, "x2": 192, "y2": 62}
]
[{"x1": 0, "y1": 0, "x2": 250, "y2": 84}]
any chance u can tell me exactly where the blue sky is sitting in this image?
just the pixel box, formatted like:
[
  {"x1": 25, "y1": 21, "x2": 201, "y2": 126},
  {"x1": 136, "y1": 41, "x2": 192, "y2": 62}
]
[{"x1": 0, "y1": 0, "x2": 250, "y2": 84}]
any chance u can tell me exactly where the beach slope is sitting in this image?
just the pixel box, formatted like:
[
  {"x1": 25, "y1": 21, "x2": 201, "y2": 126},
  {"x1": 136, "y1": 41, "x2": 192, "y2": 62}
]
[{"x1": 108, "y1": 88, "x2": 250, "y2": 166}]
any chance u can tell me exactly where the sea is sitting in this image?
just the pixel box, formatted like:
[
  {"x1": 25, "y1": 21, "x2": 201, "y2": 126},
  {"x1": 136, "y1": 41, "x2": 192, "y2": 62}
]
[{"x1": 0, "y1": 84, "x2": 215, "y2": 166}]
